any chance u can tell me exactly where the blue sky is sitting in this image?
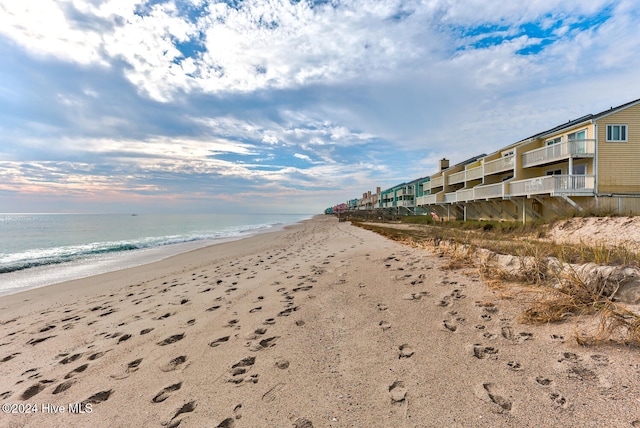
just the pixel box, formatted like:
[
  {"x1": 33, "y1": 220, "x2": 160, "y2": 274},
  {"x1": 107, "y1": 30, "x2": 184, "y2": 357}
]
[{"x1": 1, "y1": 0, "x2": 639, "y2": 214}]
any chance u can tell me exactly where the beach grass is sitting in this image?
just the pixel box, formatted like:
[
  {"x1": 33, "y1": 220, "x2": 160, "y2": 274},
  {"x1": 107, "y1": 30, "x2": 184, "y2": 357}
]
[{"x1": 349, "y1": 215, "x2": 640, "y2": 346}]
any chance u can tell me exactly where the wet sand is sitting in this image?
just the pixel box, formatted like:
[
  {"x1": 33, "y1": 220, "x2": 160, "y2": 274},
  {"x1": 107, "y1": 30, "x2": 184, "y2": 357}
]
[{"x1": 0, "y1": 215, "x2": 638, "y2": 427}]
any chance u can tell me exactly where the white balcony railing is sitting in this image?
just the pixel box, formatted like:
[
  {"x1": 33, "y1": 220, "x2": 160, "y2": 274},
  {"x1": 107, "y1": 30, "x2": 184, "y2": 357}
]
[
  {"x1": 473, "y1": 182, "x2": 505, "y2": 199},
  {"x1": 443, "y1": 192, "x2": 457, "y2": 203},
  {"x1": 430, "y1": 176, "x2": 443, "y2": 188},
  {"x1": 395, "y1": 188, "x2": 413, "y2": 197},
  {"x1": 456, "y1": 188, "x2": 475, "y2": 202},
  {"x1": 448, "y1": 170, "x2": 466, "y2": 185},
  {"x1": 484, "y1": 155, "x2": 514, "y2": 175},
  {"x1": 417, "y1": 194, "x2": 440, "y2": 205},
  {"x1": 522, "y1": 139, "x2": 595, "y2": 168},
  {"x1": 465, "y1": 166, "x2": 483, "y2": 181},
  {"x1": 509, "y1": 175, "x2": 595, "y2": 197}
]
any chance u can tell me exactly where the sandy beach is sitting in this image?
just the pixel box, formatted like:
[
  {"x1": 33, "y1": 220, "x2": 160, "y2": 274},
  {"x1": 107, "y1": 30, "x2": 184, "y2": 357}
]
[{"x1": 0, "y1": 215, "x2": 639, "y2": 428}]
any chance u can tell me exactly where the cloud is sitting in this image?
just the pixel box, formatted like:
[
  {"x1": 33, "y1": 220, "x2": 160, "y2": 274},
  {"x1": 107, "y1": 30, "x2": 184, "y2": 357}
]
[{"x1": 2, "y1": 0, "x2": 640, "y2": 213}]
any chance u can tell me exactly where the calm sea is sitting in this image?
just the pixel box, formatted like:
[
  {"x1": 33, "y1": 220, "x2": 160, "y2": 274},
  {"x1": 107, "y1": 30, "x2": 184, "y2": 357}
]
[{"x1": 0, "y1": 213, "x2": 312, "y2": 296}]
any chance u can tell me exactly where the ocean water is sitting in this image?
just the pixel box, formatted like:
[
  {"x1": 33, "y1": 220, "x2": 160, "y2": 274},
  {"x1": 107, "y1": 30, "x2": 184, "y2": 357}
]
[{"x1": 0, "y1": 213, "x2": 312, "y2": 296}]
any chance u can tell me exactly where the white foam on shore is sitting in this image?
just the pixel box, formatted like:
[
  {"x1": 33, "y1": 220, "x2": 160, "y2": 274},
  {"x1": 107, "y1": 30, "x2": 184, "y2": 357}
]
[{"x1": 0, "y1": 220, "x2": 301, "y2": 297}]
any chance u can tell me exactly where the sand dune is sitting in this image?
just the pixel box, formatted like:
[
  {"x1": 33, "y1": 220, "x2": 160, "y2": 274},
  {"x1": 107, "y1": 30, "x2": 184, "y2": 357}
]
[{"x1": 0, "y1": 216, "x2": 638, "y2": 427}]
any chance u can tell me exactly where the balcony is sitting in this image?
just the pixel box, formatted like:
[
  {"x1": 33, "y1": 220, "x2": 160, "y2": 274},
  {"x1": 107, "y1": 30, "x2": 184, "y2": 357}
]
[
  {"x1": 484, "y1": 155, "x2": 514, "y2": 175},
  {"x1": 396, "y1": 188, "x2": 414, "y2": 196},
  {"x1": 509, "y1": 175, "x2": 595, "y2": 197},
  {"x1": 443, "y1": 192, "x2": 458, "y2": 203},
  {"x1": 417, "y1": 193, "x2": 440, "y2": 205},
  {"x1": 522, "y1": 139, "x2": 595, "y2": 168},
  {"x1": 430, "y1": 176, "x2": 444, "y2": 188},
  {"x1": 456, "y1": 188, "x2": 475, "y2": 202},
  {"x1": 465, "y1": 165, "x2": 483, "y2": 181},
  {"x1": 473, "y1": 182, "x2": 505, "y2": 199},
  {"x1": 448, "y1": 170, "x2": 466, "y2": 185}
]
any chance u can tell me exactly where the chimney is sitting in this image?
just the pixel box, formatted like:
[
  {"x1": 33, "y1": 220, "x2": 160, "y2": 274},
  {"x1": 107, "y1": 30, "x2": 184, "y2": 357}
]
[
  {"x1": 376, "y1": 186, "x2": 381, "y2": 195},
  {"x1": 439, "y1": 158, "x2": 449, "y2": 171}
]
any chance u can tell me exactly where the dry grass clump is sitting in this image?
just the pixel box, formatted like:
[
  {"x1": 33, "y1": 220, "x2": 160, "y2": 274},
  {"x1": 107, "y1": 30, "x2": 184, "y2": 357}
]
[
  {"x1": 513, "y1": 266, "x2": 640, "y2": 346},
  {"x1": 441, "y1": 243, "x2": 476, "y2": 270},
  {"x1": 575, "y1": 304, "x2": 640, "y2": 346},
  {"x1": 349, "y1": 218, "x2": 640, "y2": 346}
]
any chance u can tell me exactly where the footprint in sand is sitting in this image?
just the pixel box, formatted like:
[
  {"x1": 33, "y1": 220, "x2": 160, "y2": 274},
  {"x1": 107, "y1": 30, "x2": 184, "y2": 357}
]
[
  {"x1": 244, "y1": 328, "x2": 267, "y2": 340},
  {"x1": 501, "y1": 326, "x2": 534, "y2": 343},
  {"x1": 507, "y1": 361, "x2": 523, "y2": 371},
  {"x1": 117, "y1": 334, "x2": 132, "y2": 344},
  {"x1": 164, "y1": 400, "x2": 196, "y2": 427},
  {"x1": 227, "y1": 357, "x2": 257, "y2": 385},
  {"x1": 52, "y1": 380, "x2": 75, "y2": 395},
  {"x1": 550, "y1": 392, "x2": 571, "y2": 410},
  {"x1": 225, "y1": 319, "x2": 239, "y2": 326},
  {"x1": 157, "y1": 334, "x2": 185, "y2": 346},
  {"x1": 278, "y1": 307, "x2": 299, "y2": 317},
  {"x1": 472, "y1": 345, "x2": 498, "y2": 360},
  {"x1": 127, "y1": 358, "x2": 143, "y2": 373},
  {"x1": 379, "y1": 321, "x2": 391, "y2": 331},
  {"x1": 21, "y1": 380, "x2": 54, "y2": 400},
  {"x1": 81, "y1": 389, "x2": 112, "y2": 406},
  {"x1": 59, "y1": 353, "x2": 83, "y2": 364},
  {"x1": 443, "y1": 315, "x2": 463, "y2": 332},
  {"x1": 160, "y1": 356, "x2": 188, "y2": 373},
  {"x1": 152, "y1": 382, "x2": 182, "y2": 403},
  {"x1": 293, "y1": 418, "x2": 314, "y2": 428},
  {"x1": 209, "y1": 336, "x2": 231, "y2": 348},
  {"x1": 275, "y1": 360, "x2": 289, "y2": 369},
  {"x1": 535, "y1": 376, "x2": 553, "y2": 386},
  {"x1": 215, "y1": 418, "x2": 235, "y2": 428},
  {"x1": 251, "y1": 336, "x2": 279, "y2": 351},
  {"x1": 481, "y1": 383, "x2": 512, "y2": 412},
  {"x1": 262, "y1": 383, "x2": 285, "y2": 402},
  {"x1": 388, "y1": 381, "x2": 407, "y2": 403},
  {"x1": 64, "y1": 364, "x2": 89, "y2": 379},
  {"x1": 27, "y1": 336, "x2": 56, "y2": 346},
  {"x1": 232, "y1": 356, "x2": 256, "y2": 368},
  {"x1": 398, "y1": 344, "x2": 414, "y2": 359},
  {"x1": 110, "y1": 358, "x2": 142, "y2": 380}
]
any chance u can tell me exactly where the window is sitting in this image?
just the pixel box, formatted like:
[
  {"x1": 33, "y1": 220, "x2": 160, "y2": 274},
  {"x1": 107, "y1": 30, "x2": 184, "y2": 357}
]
[
  {"x1": 572, "y1": 164, "x2": 586, "y2": 175},
  {"x1": 545, "y1": 137, "x2": 561, "y2": 146},
  {"x1": 546, "y1": 169, "x2": 562, "y2": 176},
  {"x1": 568, "y1": 130, "x2": 586, "y2": 141},
  {"x1": 607, "y1": 124, "x2": 627, "y2": 142}
]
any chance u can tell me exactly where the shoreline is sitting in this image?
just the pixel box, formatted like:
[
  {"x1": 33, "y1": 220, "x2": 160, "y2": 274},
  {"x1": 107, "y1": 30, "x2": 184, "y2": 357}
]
[
  {"x1": 1, "y1": 215, "x2": 639, "y2": 427},
  {"x1": 0, "y1": 216, "x2": 312, "y2": 298}
]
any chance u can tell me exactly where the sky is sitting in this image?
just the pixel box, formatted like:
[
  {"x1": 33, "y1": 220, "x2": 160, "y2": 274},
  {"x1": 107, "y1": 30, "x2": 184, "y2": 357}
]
[{"x1": 1, "y1": 0, "x2": 640, "y2": 214}]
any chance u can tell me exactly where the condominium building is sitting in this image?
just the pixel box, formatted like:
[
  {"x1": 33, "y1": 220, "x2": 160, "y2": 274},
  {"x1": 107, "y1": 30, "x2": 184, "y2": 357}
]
[{"x1": 334, "y1": 97, "x2": 640, "y2": 221}]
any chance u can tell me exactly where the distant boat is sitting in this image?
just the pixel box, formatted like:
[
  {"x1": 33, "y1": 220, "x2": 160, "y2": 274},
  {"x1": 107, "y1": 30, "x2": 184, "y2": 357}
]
[{"x1": 131, "y1": 214, "x2": 138, "y2": 216}]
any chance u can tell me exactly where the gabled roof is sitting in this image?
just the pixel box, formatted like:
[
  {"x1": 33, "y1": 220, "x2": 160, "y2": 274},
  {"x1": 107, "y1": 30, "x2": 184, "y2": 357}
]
[
  {"x1": 592, "y1": 97, "x2": 640, "y2": 120},
  {"x1": 521, "y1": 97, "x2": 640, "y2": 142},
  {"x1": 381, "y1": 175, "x2": 431, "y2": 193},
  {"x1": 453, "y1": 154, "x2": 487, "y2": 168}
]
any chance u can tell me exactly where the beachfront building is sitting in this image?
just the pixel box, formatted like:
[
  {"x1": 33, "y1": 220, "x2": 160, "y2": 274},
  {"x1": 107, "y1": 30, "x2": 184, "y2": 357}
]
[
  {"x1": 422, "y1": 98, "x2": 640, "y2": 221},
  {"x1": 358, "y1": 188, "x2": 380, "y2": 210},
  {"x1": 331, "y1": 97, "x2": 640, "y2": 221},
  {"x1": 378, "y1": 177, "x2": 431, "y2": 215}
]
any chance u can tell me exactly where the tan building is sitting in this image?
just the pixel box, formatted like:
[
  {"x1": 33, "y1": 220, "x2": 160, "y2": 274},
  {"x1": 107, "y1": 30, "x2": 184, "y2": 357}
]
[{"x1": 416, "y1": 98, "x2": 640, "y2": 221}]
